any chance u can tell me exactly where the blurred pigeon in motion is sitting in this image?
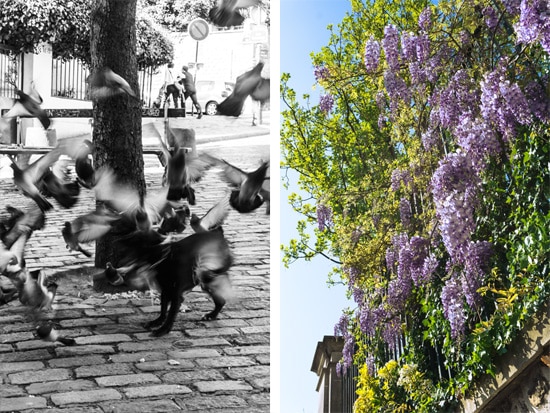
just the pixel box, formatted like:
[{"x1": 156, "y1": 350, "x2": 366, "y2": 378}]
[
  {"x1": 36, "y1": 323, "x2": 76, "y2": 346},
  {"x1": 0, "y1": 206, "x2": 24, "y2": 243},
  {"x1": 9, "y1": 146, "x2": 63, "y2": 211},
  {"x1": 209, "y1": 0, "x2": 261, "y2": 27},
  {"x1": 88, "y1": 67, "x2": 136, "y2": 100},
  {"x1": 2, "y1": 82, "x2": 51, "y2": 129},
  {"x1": 190, "y1": 195, "x2": 230, "y2": 233},
  {"x1": 61, "y1": 206, "x2": 121, "y2": 255},
  {"x1": 60, "y1": 138, "x2": 95, "y2": 188},
  {"x1": 250, "y1": 77, "x2": 270, "y2": 104},
  {"x1": 158, "y1": 205, "x2": 190, "y2": 235},
  {"x1": 0, "y1": 241, "x2": 17, "y2": 274},
  {"x1": 93, "y1": 166, "x2": 171, "y2": 232},
  {"x1": 1, "y1": 204, "x2": 45, "y2": 249},
  {"x1": 213, "y1": 158, "x2": 269, "y2": 213},
  {"x1": 62, "y1": 222, "x2": 93, "y2": 257},
  {"x1": 217, "y1": 62, "x2": 267, "y2": 117},
  {"x1": 41, "y1": 168, "x2": 80, "y2": 209},
  {"x1": 20, "y1": 269, "x2": 57, "y2": 311}
]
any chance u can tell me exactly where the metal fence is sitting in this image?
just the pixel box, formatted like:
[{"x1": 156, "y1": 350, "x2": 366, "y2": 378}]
[
  {"x1": 0, "y1": 45, "x2": 22, "y2": 99},
  {"x1": 51, "y1": 58, "x2": 90, "y2": 100},
  {"x1": 51, "y1": 57, "x2": 156, "y2": 106},
  {"x1": 342, "y1": 363, "x2": 359, "y2": 412}
]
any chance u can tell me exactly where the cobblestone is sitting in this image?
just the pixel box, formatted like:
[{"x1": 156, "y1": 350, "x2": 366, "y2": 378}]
[{"x1": 0, "y1": 136, "x2": 270, "y2": 411}]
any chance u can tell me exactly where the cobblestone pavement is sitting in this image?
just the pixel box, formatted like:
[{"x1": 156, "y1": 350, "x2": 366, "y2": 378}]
[{"x1": 0, "y1": 134, "x2": 270, "y2": 412}]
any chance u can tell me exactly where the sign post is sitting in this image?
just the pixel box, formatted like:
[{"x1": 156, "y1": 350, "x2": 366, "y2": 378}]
[{"x1": 187, "y1": 18, "x2": 209, "y2": 116}]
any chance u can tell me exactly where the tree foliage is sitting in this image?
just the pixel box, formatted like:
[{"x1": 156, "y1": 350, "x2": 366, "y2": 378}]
[
  {"x1": 0, "y1": 0, "x2": 173, "y2": 68},
  {"x1": 281, "y1": 0, "x2": 549, "y2": 409},
  {"x1": 140, "y1": 0, "x2": 271, "y2": 31}
]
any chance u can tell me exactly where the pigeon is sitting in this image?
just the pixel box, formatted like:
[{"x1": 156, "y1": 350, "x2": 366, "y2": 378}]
[
  {"x1": 60, "y1": 138, "x2": 95, "y2": 188},
  {"x1": 0, "y1": 241, "x2": 18, "y2": 274},
  {"x1": 2, "y1": 82, "x2": 51, "y2": 129},
  {"x1": 62, "y1": 206, "x2": 121, "y2": 249},
  {"x1": 88, "y1": 67, "x2": 136, "y2": 100},
  {"x1": 209, "y1": 0, "x2": 261, "y2": 27},
  {"x1": 105, "y1": 262, "x2": 124, "y2": 286},
  {"x1": 215, "y1": 158, "x2": 269, "y2": 213},
  {"x1": 41, "y1": 169, "x2": 80, "y2": 209},
  {"x1": 9, "y1": 146, "x2": 63, "y2": 211},
  {"x1": 1, "y1": 204, "x2": 45, "y2": 249},
  {"x1": 20, "y1": 269, "x2": 57, "y2": 311},
  {"x1": 93, "y1": 167, "x2": 171, "y2": 231},
  {"x1": 250, "y1": 77, "x2": 270, "y2": 104},
  {"x1": 217, "y1": 62, "x2": 266, "y2": 117},
  {"x1": 36, "y1": 323, "x2": 76, "y2": 346},
  {"x1": 62, "y1": 222, "x2": 93, "y2": 257},
  {"x1": 0, "y1": 206, "x2": 24, "y2": 244},
  {"x1": 190, "y1": 195, "x2": 230, "y2": 233},
  {"x1": 158, "y1": 205, "x2": 190, "y2": 235}
]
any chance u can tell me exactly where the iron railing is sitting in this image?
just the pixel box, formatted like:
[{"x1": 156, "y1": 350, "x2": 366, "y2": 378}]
[
  {"x1": 51, "y1": 57, "x2": 156, "y2": 106},
  {"x1": 0, "y1": 45, "x2": 22, "y2": 98}
]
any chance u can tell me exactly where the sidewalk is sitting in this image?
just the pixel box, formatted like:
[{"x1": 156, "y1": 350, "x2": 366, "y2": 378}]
[
  {"x1": 142, "y1": 111, "x2": 271, "y2": 146},
  {"x1": 0, "y1": 138, "x2": 270, "y2": 411}
]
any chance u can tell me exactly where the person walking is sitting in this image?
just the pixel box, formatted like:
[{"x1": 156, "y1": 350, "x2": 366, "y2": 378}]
[
  {"x1": 163, "y1": 63, "x2": 184, "y2": 108},
  {"x1": 179, "y1": 66, "x2": 202, "y2": 119}
]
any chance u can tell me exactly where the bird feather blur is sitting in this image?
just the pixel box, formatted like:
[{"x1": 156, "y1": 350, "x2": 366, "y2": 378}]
[
  {"x1": 209, "y1": 0, "x2": 261, "y2": 28},
  {"x1": 87, "y1": 67, "x2": 136, "y2": 100},
  {"x1": 217, "y1": 62, "x2": 270, "y2": 117}
]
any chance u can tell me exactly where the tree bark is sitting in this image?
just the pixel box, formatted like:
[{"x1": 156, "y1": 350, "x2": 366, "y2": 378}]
[{"x1": 90, "y1": 0, "x2": 144, "y2": 268}]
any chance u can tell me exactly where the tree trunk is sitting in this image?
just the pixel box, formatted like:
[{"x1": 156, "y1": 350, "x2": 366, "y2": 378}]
[{"x1": 90, "y1": 0, "x2": 144, "y2": 268}]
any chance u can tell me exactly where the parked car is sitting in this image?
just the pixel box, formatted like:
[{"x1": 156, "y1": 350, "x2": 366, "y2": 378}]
[{"x1": 193, "y1": 80, "x2": 235, "y2": 115}]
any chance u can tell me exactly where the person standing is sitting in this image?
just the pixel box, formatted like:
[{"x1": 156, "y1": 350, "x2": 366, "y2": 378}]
[{"x1": 180, "y1": 66, "x2": 202, "y2": 119}]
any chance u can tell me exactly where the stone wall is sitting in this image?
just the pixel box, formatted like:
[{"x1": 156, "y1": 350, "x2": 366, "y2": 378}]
[{"x1": 459, "y1": 303, "x2": 550, "y2": 412}]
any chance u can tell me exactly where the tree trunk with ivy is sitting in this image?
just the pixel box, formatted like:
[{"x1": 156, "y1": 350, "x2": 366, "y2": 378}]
[{"x1": 90, "y1": 0, "x2": 145, "y2": 269}]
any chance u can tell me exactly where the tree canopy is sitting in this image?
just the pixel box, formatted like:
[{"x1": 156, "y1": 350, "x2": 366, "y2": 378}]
[
  {"x1": 281, "y1": 0, "x2": 549, "y2": 410},
  {"x1": 0, "y1": 0, "x2": 173, "y2": 68}
]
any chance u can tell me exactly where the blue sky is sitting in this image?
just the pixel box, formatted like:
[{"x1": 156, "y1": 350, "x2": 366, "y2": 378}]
[{"x1": 280, "y1": 1, "x2": 353, "y2": 412}]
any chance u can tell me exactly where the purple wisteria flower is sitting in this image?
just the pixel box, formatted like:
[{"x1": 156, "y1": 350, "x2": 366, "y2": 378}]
[
  {"x1": 364, "y1": 36, "x2": 381, "y2": 73},
  {"x1": 436, "y1": 70, "x2": 479, "y2": 131},
  {"x1": 461, "y1": 241, "x2": 493, "y2": 309},
  {"x1": 431, "y1": 152, "x2": 480, "y2": 259},
  {"x1": 391, "y1": 168, "x2": 412, "y2": 191},
  {"x1": 418, "y1": 7, "x2": 432, "y2": 32},
  {"x1": 441, "y1": 274, "x2": 466, "y2": 339},
  {"x1": 399, "y1": 197, "x2": 412, "y2": 227},
  {"x1": 419, "y1": 253, "x2": 438, "y2": 285},
  {"x1": 454, "y1": 115, "x2": 501, "y2": 171},
  {"x1": 483, "y1": 6, "x2": 499, "y2": 29},
  {"x1": 415, "y1": 34, "x2": 431, "y2": 63},
  {"x1": 524, "y1": 80, "x2": 550, "y2": 122},
  {"x1": 503, "y1": 0, "x2": 521, "y2": 14},
  {"x1": 421, "y1": 129, "x2": 438, "y2": 151},
  {"x1": 319, "y1": 93, "x2": 334, "y2": 114},
  {"x1": 481, "y1": 63, "x2": 534, "y2": 141},
  {"x1": 401, "y1": 32, "x2": 417, "y2": 62},
  {"x1": 514, "y1": 0, "x2": 550, "y2": 53},
  {"x1": 382, "y1": 24, "x2": 401, "y2": 71},
  {"x1": 316, "y1": 203, "x2": 333, "y2": 230},
  {"x1": 314, "y1": 65, "x2": 330, "y2": 82},
  {"x1": 384, "y1": 70, "x2": 411, "y2": 106},
  {"x1": 334, "y1": 313, "x2": 349, "y2": 337}
]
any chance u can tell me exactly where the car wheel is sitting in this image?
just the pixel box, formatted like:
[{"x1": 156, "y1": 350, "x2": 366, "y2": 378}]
[{"x1": 205, "y1": 101, "x2": 218, "y2": 116}]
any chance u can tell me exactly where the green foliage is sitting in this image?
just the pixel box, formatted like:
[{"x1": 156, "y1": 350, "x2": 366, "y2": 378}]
[
  {"x1": 0, "y1": 0, "x2": 173, "y2": 68},
  {"x1": 140, "y1": 0, "x2": 215, "y2": 32},
  {"x1": 281, "y1": 0, "x2": 550, "y2": 410}
]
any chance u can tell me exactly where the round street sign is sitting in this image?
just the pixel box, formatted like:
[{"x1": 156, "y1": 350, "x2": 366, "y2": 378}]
[{"x1": 188, "y1": 18, "x2": 210, "y2": 41}]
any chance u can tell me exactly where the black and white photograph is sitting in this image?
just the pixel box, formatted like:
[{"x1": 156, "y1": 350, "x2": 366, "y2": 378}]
[{"x1": 0, "y1": 1, "x2": 270, "y2": 411}]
